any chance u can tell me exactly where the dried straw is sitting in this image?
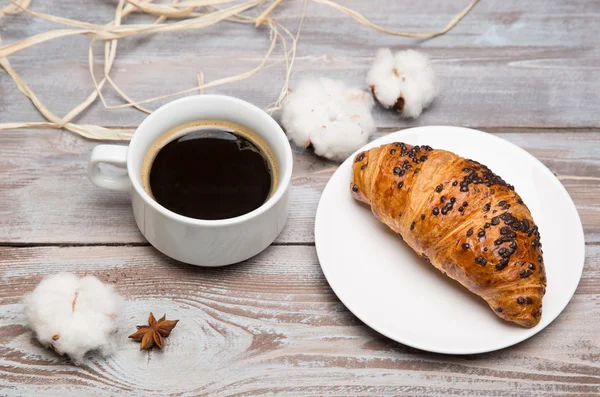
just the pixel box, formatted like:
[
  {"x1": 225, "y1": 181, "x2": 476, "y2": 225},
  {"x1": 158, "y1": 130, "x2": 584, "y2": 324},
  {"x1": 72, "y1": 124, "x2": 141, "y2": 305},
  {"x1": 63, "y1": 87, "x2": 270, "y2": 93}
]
[
  {"x1": 312, "y1": 0, "x2": 480, "y2": 38},
  {"x1": 0, "y1": 0, "x2": 479, "y2": 140}
]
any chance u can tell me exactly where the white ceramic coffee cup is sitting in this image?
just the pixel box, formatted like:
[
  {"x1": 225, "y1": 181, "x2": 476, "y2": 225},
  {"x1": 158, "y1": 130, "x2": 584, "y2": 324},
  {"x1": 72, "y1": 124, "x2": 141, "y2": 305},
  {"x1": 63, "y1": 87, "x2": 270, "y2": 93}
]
[{"x1": 87, "y1": 95, "x2": 293, "y2": 267}]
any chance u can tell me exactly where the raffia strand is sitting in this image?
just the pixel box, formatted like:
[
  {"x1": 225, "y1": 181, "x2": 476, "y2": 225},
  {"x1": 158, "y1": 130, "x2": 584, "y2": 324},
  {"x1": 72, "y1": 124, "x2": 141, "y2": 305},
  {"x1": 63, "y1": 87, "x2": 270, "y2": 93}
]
[{"x1": 0, "y1": 0, "x2": 479, "y2": 140}]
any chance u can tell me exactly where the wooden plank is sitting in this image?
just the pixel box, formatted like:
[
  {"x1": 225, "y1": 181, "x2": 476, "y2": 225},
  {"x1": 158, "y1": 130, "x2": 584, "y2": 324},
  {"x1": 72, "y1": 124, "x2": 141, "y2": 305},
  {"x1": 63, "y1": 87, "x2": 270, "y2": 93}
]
[
  {"x1": 0, "y1": 129, "x2": 598, "y2": 244},
  {"x1": 1, "y1": 0, "x2": 599, "y2": 128},
  {"x1": 0, "y1": 244, "x2": 598, "y2": 396}
]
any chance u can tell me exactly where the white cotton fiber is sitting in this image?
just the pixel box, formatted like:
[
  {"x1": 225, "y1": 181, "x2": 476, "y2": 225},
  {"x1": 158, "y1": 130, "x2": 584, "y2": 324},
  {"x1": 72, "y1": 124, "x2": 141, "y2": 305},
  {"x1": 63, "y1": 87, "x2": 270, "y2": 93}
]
[
  {"x1": 281, "y1": 77, "x2": 376, "y2": 162},
  {"x1": 23, "y1": 273, "x2": 123, "y2": 363},
  {"x1": 366, "y1": 48, "x2": 439, "y2": 118}
]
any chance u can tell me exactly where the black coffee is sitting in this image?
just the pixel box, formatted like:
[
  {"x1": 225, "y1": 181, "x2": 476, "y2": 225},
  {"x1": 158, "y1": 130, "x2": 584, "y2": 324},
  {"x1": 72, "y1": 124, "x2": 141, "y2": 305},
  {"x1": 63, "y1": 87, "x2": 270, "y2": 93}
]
[{"x1": 145, "y1": 123, "x2": 275, "y2": 220}]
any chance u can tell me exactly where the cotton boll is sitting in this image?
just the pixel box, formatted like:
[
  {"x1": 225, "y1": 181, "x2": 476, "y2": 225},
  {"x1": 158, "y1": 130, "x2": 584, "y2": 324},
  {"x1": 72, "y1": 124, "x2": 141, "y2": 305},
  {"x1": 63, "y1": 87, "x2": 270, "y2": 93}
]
[
  {"x1": 366, "y1": 49, "x2": 401, "y2": 108},
  {"x1": 366, "y1": 48, "x2": 439, "y2": 118},
  {"x1": 281, "y1": 77, "x2": 375, "y2": 162},
  {"x1": 23, "y1": 273, "x2": 123, "y2": 363}
]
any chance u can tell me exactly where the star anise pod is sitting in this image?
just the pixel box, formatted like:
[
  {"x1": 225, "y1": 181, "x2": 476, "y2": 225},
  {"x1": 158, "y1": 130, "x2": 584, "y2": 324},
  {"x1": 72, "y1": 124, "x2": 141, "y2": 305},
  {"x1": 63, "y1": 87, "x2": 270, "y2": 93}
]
[{"x1": 129, "y1": 312, "x2": 179, "y2": 350}]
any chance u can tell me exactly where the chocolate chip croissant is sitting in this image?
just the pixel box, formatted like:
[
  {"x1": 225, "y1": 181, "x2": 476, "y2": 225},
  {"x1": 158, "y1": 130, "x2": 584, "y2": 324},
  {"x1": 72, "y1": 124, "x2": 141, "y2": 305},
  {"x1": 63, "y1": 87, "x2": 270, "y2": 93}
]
[{"x1": 351, "y1": 142, "x2": 546, "y2": 327}]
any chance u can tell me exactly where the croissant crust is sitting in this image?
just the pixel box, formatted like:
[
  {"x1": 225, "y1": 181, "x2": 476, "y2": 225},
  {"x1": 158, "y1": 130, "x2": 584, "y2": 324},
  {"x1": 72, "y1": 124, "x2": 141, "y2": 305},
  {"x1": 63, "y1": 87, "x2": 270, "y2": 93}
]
[{"x1": 351, "y1": 142, "x2": 546, "y2": 328}]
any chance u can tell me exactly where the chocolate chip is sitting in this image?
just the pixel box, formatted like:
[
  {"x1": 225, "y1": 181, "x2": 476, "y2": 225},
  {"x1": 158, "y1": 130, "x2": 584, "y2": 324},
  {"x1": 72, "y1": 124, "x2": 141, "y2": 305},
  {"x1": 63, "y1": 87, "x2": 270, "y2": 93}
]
[
  {"x1": 360, "y1": 164, "x2": 367, "y2": 170},
  {"x1": 526, "y1": 297, "x2": 533, "y2": 304},
  {"x1": 478, "y1": 230, "x2": 485, "y2": 238},
  {"x1": 415, "y1": 168, "x2": 421, "y2": 174},
  {"x1": 441, "y1": 202, "x2": 453, "y2": 215},
  {"x1": 352, "y1": 184, "x2": 358, "y2": 192},
  {"x1": 497, "y1": 200, "x2": 506, "y2": 207},
  {"x1": 517, "y1": 199, "x2": 524, "y2": 204},
  {"x1": 436, "y1": 184, "x2": 443, "y2": 193},
  {"x1": 441, "y1": 196, "x2": 447, "y2": 203},
  {"x1": 500, "y1": 213, "x2": 511, "y2": 221},
  {"x1": 500, "y1": 226, "x2": 511, "y2": 235},
  {"x1": 494, "y1": 239, "x2": 503, "y2": 246},
  {"x1": 491, "y1": 217, "x2": 500, "y2": 226},
  {"x1": 462, "y1": 243, "x2": 470, "y2": 250},
  {"x1": 393, "y1": 167, "x2": 402, "y2": 175},
  {"x1": 432, "y1": 207, "x2": 440, "y2": 215},
  {"x1": 398, "y1": 181, "x2": 404, "y2": 188},
  {"x1": 517, "y1": 297, "x2": 525, "y2": 304},
  {"x1": 467, "y1": 228, "x2": 473, "y2": 237},
  {"x1": 498, "y1": 248, "x2": 510, "y2": 257},
  {"x1": 452, "y1": 181, "x2": 458, "y2": 186},
  {"x1": 420, "y1": 155, "x2": 428, "y2": 161},
  {"x1": 483, "y1": 203, "x2": 491, "y2": 212},
  {"x1": 462, "y1": 202, "x2": 468, "y2": 207},
  {"x1": 519, "y1": 270, "x2": 532, "y2": 278},
  {"x1": 421, "y1": 214, "x2": 426, "y2": 220},
  {"x1": 495, "y1": 307, "x2": 503, "y2": 313},
  {"x1": 528, "y1": 263, "x2": 536, "y2": 270},
  {"x1": 460, "y1": 186, "x2": 469, "y2": 192},
  {"x1": 410, "y1": 222, "x2": 415, "y2": 230},
  {"x1": 538, "y1": 256, "x2": 543, "y2": 263},
  {"x1": 484, "y1": 223, "x2": 491, "y2": 228},
  {"x1": 458, "y1": 207, "x2": 464, "y2": 212},
  {"x1": 398, "y1": 212, "x2": 402, "y2": 217},
  {"x1": 510, "y1": 241, "x2": 517, "y2": 250},
  {"x1": 501, "y1": 235, "x2": 514, "y2": 243},
  {"x1": 390, "y1": 149, "x2": 397, "y2": 155},
  {"x1": 496, "y1": 258, "x2": 509, "y2": 270},
  {"x1": 475, "y1": 257, "x2": 487, "y2": 266},
  {"x1": 510, "y1": 221, "x2": 522, "y2": 231},
  {"x1": 355, "y1": 153, "x2": 364, "y2": 162},
  {"x1": 450, "y1": 197, "x2": 456, "y2": 203},
  {"x1": 484, "y1": 247, "x2": 488, "y2": 252}
]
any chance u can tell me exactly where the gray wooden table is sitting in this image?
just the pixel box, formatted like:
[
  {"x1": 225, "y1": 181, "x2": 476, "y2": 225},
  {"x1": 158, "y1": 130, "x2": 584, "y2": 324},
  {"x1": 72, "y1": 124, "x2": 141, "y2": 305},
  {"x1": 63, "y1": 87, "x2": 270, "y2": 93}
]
[{"x1": 1, "y1": 1, "x2": 599, "y2": 396}]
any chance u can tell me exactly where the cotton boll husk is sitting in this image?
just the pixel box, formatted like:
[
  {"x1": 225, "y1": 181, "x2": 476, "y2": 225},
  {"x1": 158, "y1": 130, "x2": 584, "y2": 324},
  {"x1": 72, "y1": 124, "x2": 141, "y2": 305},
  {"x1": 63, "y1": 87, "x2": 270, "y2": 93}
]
[
  {"x1": 23, "y1": 273, "x2": 124, "y2": 363},
  {"x1": 281, "y1": 77, "x2": 375, "y2": 162},
  {"x1": 366, "y1": 48, "x2": 439, "y2": 118}
]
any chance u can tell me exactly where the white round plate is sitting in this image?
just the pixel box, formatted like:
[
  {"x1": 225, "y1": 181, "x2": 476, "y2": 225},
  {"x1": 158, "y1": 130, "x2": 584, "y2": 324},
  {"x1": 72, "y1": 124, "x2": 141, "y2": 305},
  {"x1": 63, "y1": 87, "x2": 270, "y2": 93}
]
[{"x1": 315, "y1": 126, "x2": 585, "y2": 354}]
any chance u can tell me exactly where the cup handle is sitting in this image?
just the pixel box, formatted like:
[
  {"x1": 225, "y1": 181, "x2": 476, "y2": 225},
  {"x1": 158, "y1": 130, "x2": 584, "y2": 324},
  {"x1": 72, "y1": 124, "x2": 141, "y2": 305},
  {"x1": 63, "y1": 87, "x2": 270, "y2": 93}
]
[{"x1": 87, "y1": 145, "x2": 131, "y2": 192}]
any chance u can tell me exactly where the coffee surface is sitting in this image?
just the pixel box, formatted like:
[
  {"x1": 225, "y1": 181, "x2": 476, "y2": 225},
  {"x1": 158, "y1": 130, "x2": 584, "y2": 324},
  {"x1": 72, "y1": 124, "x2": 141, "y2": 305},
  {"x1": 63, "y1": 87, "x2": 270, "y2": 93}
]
[{"x1": 148, "y1": 127, "x2": 273, "y2": 220}]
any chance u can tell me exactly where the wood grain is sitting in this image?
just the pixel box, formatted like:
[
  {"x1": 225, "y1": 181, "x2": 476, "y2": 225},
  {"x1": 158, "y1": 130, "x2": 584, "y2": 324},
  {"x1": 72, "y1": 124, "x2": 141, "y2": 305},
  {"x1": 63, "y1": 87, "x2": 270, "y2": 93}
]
[
  {"x1": 0, "y1": 244, "x2": 598, "y2": 396},
  {"x1": 0, "y1": 129, "x2": 598, "y2": 244},
  {"x1": 0, "y1": 0, "x2": 599, "y2": 128},
  {"x1": 1, "y1": 0, "x2": 599, "y2": 395}
]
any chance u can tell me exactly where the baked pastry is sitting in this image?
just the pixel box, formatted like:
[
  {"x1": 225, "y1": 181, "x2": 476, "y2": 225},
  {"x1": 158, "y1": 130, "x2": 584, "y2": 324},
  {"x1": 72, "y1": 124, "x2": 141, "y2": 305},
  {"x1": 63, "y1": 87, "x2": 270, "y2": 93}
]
[{"x1": 351, "y1": 142, "x2": 546, "y2": 327}]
